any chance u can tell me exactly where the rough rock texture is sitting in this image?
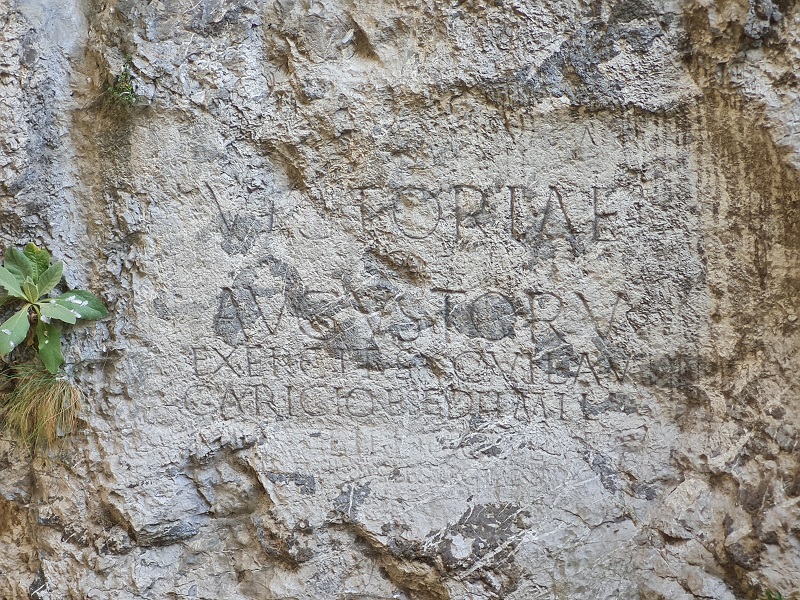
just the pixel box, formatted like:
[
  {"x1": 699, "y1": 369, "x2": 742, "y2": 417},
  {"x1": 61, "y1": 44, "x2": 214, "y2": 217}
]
[{"x1": 1, "y1": 0, "x2": 799, "y2": 598}]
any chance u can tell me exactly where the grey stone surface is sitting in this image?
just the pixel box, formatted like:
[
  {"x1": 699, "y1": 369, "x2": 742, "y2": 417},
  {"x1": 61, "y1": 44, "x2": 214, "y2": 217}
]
[{"x1": 0, "y1": 0, "x2": 799, "y2": 598}]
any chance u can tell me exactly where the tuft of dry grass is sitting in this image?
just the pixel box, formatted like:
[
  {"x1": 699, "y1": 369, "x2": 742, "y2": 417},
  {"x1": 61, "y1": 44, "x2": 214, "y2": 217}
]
[{"x1": 0, "y1": 363, "x2": 82, "y2": 447}]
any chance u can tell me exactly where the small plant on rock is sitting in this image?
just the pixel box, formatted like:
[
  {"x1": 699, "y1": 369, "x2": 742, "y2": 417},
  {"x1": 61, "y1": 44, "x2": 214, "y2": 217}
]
[
  {"x1": 0, "y1": 243, "x2": 108, "y2": 373},
  {"x1": 0, "y1": 243, "x2": 108, "y2": 446},
  {"x1": 106, "y1": 55, "x2": 138, "y2": 107}
]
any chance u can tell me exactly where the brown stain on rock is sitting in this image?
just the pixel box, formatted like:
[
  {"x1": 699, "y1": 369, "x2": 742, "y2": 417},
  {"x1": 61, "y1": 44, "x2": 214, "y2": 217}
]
[{"x1": 663, "y1": 4, "x2": 800, "y2": 596}]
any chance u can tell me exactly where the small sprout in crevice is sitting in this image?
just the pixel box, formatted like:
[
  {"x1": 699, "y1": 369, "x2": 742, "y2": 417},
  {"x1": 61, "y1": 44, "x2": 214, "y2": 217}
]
[
  {"x1": 764, "y1": 591, "x2": 786, "y2": 600},
  {"x1": 106, "y1": 55, "x2": 138, "y2": 107}
]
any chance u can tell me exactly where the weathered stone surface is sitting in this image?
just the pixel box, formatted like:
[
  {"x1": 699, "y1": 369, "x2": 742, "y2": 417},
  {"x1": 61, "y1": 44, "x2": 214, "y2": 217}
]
[{"x1": 0, "y1": 0, "x2": 798, "y2": 598}]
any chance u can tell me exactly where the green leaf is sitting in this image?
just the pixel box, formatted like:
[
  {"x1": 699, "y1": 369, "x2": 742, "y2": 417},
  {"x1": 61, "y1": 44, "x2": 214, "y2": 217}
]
[
  {"x1": 36, "y1": 320, "x2": 64, "y2": 374},
  {"x1": 56, "y1": 290, "x2": 109, "y2": 320},
  {"x1": 23, "y1": 243, "x2": 51, "y2": 280},
  {"x1": 39, "y1": 300, "x2": 77, "y2": 325},
  {"x1": 4, "y1": 247, "x2": 34, "y2": 283},
  {"x1": 0, "y1": 306, "x2": 30, "y2": 355},
  {"x1": 36, "y1": 262, "x2": 63, "y2": 297},
  {"x1": 22, "y1": 279, "x2": 39, "y2": 303},
  {"x1": 0, "y1": 266, "x2": 26, "y2": 299}
]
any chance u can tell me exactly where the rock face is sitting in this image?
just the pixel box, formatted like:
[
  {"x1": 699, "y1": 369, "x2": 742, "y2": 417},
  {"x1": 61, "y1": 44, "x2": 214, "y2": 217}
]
[{"x1": 1, "y1": 0, "x2": 799, "y2": 598}]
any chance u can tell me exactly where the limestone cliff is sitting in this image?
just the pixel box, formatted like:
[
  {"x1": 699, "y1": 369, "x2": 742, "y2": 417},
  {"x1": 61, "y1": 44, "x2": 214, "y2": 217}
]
[{"x1": 0, "y1": 1, "x2": 798, "y2": 598}]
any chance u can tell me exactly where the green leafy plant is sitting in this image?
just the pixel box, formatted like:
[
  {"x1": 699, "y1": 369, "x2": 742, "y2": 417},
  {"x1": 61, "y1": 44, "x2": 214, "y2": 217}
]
[
  {"x1": 106, "y1": 55, "x2": 138, "y2": 106},
  {"x1": 765, "y1": 591, "x2": 785, "y2": 600},
  {"x1": 0, "y1": 243, "x2": 108, "y2": 374}
]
